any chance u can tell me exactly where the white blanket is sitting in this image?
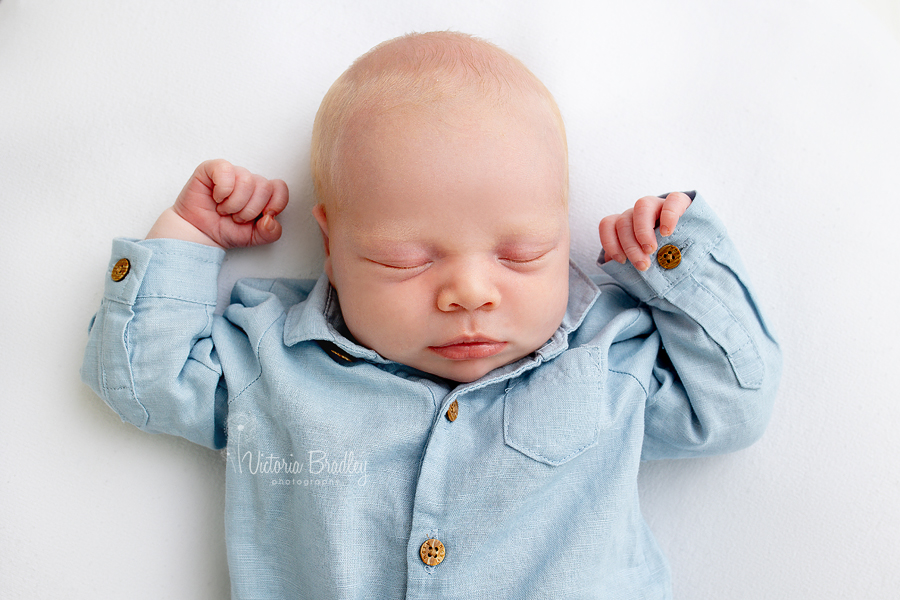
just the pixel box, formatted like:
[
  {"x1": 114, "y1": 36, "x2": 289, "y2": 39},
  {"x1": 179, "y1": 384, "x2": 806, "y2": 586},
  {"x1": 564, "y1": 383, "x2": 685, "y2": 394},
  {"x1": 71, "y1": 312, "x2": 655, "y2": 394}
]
[{"x1": 1, "y1": 0, "x2": 897, "y2": 597}]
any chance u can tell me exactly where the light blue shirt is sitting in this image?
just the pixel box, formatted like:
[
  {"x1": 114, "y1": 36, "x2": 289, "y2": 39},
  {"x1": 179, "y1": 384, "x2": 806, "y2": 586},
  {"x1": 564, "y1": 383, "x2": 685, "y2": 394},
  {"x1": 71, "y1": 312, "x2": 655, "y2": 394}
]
[{"x1": 81, "y1": 192, "x2": 781, "y2": 599}]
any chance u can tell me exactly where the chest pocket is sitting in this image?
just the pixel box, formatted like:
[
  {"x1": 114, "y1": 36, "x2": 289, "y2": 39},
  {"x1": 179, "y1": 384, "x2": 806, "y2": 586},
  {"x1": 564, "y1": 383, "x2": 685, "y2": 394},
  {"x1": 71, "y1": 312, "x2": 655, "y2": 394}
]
[{"x1": 503, "y1": 347, "x2": 606, "y2": 466}]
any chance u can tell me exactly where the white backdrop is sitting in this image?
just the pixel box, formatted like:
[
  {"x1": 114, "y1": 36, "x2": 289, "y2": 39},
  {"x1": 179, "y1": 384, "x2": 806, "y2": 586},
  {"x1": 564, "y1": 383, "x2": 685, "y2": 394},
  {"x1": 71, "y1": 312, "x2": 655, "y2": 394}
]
[{"x1": 2, "y1": 0, "x2": 898, "y2": 598}]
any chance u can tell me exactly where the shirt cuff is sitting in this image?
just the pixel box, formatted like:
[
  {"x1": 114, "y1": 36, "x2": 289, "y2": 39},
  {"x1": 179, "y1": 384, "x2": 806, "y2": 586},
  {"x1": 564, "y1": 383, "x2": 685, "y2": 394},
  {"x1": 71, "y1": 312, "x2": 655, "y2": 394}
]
[
  {"x1": 104, "y1": 238, "x2": 225, "y2": 306},
  {"x1": 596, "y1": 191, "x2": 725, "y2": 303}
]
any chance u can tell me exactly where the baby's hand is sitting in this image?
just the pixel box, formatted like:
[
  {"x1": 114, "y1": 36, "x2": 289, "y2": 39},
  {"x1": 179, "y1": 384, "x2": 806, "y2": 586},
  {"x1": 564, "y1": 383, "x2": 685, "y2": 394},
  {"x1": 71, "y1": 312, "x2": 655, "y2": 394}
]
[
  {"x1": 598, "y1": 192, "x2": 691, "y2": 271},
  {"x1": 147, "y1": 159, "x2": 289, "y2": 249}
]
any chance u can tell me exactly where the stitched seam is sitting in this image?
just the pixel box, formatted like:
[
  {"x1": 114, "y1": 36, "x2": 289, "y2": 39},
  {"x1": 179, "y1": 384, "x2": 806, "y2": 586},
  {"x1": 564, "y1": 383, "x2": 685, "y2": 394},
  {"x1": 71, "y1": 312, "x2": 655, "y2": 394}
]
[
  {"x1": 146, "y1": 250, "x2": 222, "y2": 264},
  {"x1": 609, "y1": 368, "x2": 649, "y2": 400},
  {"x1": 229, "y1": 310, "x2": 283, "y2": 404},
  {"x1": 134, "y1": 293, "x2": 217, "y2": 304},
  {"x1": 520, "y1": 440, "x2": 595, "y2": 465},
  {"x1": 230, "y1": 372, "x2": 263, "y2": 404},
  {"x1": 103, "y1": 297, "x2": 135, "y2": 307},
  {"x1": 460, "y1": 354, "x2": 546, "y2": 397},
  {"x1": 653, "y1": 235, "x2": 720, "y2": 298},
  {"x1": 690, "y1": 273, "x2": 745, "y2": 342},
  {"x1": 186, "y1": 310, "x2": 220, "y2": 378},
  {"x1": 502, "y1": 417, "x2": 597, "y2": 465},
  {"x1": 503, "y1": 347, "x2": 602, "y2": 466},
  {"x1": 688, "y1": 273, "x2": 761, "y2": 367},
  {"x1": 106, "y1": 295, "x2": 216, "y2": 306},
  {"x1": 119, "y1": 316, "x2": 150, "y2": 425}
]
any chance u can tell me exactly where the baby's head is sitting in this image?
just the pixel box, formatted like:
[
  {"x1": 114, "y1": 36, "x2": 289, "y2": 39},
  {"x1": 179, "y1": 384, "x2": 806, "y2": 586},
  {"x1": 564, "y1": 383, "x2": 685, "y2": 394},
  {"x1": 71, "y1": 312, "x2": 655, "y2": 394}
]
[{"x1": 311, "y1": 32, "x2": 571, "y2": 382}]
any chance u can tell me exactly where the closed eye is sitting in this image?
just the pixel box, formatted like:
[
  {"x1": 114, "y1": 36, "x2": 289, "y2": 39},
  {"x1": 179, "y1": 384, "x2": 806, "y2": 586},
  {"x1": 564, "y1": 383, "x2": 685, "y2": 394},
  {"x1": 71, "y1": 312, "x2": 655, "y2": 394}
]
[
  {"x1": 367, "y1": 258, "x2": 432, "y2": 271},
  {"x1": 499, "y1": 250, "x2": 552, "y2": 265},
  {"x1": 502, "y1": 256, "x2": 542, "y2": 264}
]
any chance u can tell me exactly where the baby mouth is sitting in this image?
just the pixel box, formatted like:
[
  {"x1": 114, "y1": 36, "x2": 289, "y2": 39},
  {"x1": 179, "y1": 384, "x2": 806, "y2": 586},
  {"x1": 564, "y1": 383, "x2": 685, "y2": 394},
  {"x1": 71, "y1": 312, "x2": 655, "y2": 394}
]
[{"x1": 428, "y1": 337, "x2": 507, "y2": 360}]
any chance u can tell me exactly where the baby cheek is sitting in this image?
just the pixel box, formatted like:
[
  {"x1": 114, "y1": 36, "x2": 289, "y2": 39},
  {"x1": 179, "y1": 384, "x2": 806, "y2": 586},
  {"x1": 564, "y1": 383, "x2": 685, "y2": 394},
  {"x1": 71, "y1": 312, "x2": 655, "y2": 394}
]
[
  {"x1": 533, "y1": 267, "x2": 570, "y2": 332},
  {"x1": 347, "y1": 283, "x2": 424, "y2": 346}
]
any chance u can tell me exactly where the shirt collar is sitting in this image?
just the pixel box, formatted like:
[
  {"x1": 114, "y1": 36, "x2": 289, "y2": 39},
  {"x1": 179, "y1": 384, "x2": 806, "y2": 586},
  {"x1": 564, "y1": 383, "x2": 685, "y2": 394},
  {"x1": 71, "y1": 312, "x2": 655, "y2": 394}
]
[
  {"x1": 283, "y1": 261, "x2": 601, "y2": 370},
  {"x1": 283, "y1": 272, "x2": 388, "y2": 363}
]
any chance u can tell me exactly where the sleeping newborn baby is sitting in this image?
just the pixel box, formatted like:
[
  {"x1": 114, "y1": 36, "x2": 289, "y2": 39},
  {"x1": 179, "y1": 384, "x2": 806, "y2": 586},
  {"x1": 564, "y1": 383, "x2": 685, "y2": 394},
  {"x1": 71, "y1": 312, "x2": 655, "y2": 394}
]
[{"x1": 83, "y1": 31, "x2": 781, "y2": 599}]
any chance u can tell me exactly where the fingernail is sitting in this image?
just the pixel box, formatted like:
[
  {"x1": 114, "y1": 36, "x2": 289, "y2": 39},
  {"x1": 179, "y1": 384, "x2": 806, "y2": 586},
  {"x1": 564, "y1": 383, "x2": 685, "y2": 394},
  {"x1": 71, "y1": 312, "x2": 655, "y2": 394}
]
[
  {"x1": 642, "y1": 244, "x2": 655, "y2": 254},
  {"x1": 264, "y1": 215, "x2": 276, "y2": 232},
  {"x1": 660, "y1": 226, "x2": 671, "y2": 236},
  {"x1": 616, "y1": 254, "x2": 626, "y2": 264},
  {"x1": 635, "y1": 260, "x2": 648, "y2": 271}
]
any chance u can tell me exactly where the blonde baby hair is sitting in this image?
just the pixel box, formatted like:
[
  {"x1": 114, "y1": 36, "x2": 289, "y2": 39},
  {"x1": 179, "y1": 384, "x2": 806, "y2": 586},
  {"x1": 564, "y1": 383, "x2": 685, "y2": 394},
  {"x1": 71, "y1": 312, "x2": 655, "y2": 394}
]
[{"x1": 310, "y1": 31, "x2": 568, "y2": 211}]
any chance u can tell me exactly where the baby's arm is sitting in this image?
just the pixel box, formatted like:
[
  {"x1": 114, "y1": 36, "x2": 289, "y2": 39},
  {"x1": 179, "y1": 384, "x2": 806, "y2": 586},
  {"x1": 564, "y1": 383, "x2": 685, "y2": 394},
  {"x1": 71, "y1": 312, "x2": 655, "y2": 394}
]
[
  {"x1": 81, "y1": 161, "x2": 288, "y2": 448},
  {"x1": 596, "y1": 192, "x2": 781, "y2": 459}
]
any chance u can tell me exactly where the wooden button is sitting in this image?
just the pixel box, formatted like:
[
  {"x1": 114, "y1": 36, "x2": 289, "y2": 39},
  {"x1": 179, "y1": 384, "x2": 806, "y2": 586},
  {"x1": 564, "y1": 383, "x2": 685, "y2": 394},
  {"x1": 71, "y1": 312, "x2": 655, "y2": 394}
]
[
  {"x1": 419, "y1": 538, "x2": 445, "y2": 566},
  {"x1": 111, "y1": 258, "x2": 131, "y2": 281},
  {"x1": 446, "y1": 399, "x2": 459, "y2": 422},
  {"x1": 656, "y1": 245, "x2": 681, "y2": 269}
]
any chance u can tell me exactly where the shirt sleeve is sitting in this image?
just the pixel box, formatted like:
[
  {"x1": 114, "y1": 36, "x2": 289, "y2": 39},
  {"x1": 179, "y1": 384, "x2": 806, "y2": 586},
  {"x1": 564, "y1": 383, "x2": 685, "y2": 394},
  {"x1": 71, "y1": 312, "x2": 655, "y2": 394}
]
[
  {"x1": 598, "y1": 192, "x2": 782, "y2": 460},
  {"x1": 80, "y1": 237, "x2": 228, "y2": 449}
]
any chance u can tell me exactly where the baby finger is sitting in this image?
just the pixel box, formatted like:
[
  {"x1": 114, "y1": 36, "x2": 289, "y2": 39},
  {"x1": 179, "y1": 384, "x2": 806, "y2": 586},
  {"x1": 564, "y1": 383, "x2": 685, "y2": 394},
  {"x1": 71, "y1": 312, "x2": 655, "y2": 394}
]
[
  {"x1": 632, "y1": 196, "x2": 663, "y2": 255},
  {"x1": 216, "y1": 166, "x2": 255, "y2": 216},
  {"x1": 232, "y1": 176, "x2": 275, "y2": 224},
  {"x1": 599, "y1": 215, "x2": 626, "y2": 263},
  {"x1": 261, "y1": 179, "x2": 289, "y2": 218},
  {"x1": 615, "y1": 210, "x2": 652, "y2": 271},
  {"x1": 659, "y1": 192, "x2": 692, "y2": 236}
]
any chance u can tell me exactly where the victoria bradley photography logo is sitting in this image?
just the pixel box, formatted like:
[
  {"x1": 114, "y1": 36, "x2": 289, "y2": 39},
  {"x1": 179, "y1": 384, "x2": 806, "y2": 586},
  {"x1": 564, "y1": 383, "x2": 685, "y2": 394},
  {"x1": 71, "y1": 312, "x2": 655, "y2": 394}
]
[{"x1": 226, "y1": 420, "x2": 368, "y2": 487}]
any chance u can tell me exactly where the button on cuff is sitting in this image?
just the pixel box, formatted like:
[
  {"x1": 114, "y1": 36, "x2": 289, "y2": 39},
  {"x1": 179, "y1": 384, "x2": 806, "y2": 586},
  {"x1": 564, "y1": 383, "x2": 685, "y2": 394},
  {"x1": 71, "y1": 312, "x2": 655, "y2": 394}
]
[
  {"x1": 110, "y1": 258, "x2": 131, "y2": 281},
  {"x1": 103, "y1": 239, "x2": 155, "y2": 305},
  {"x1": 595, "y1": 192, "x2": 724, "y2": 302},
  {"x1": 103, "y1": 238, "x2": 224, "y2": 306},
  {"x1": 656, "y1": 244, "x2": 682, "y2": 269}
]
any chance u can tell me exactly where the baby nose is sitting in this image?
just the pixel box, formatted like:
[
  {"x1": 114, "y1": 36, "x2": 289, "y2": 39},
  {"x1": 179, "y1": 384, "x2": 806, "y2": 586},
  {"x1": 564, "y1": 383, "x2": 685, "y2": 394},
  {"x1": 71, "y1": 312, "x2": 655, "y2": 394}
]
[{"x1": 436, "y1": 263, "x2": 500, "y2": 312}]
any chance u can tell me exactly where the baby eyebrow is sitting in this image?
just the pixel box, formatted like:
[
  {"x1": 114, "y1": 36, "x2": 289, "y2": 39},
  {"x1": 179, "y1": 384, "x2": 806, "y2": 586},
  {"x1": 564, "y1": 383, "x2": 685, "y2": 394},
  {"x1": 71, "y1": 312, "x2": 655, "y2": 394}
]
[
  {"x1": 359, "y1": 242, "x2": 432, "y2": 263},
  {"x1": 497, "y1": 228, "x2": 564, "y2": 249},
  {"x1": 356, "y1": 221, "x2": 565, "y2": 256},
  {"x1": 500, "y1": 217, "x2": 566, "y2": 237}
]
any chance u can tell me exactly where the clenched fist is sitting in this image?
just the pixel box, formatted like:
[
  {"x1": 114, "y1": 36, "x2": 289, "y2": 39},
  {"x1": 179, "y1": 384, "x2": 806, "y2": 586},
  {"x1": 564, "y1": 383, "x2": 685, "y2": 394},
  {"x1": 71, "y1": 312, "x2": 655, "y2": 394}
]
[{"x1": 147, "y1": 159, "x2": 289, "y2": 250}]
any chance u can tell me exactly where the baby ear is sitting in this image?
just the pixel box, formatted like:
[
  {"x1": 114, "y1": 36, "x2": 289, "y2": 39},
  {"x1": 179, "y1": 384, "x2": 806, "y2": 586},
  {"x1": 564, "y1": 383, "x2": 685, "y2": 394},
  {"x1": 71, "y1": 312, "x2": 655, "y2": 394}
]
[
  {"x1": 312, "y1": 204, "x2": 330, "y2": 255},
  {"x1": 312, "y1": 204, "x2": 334, "y2": 281}
]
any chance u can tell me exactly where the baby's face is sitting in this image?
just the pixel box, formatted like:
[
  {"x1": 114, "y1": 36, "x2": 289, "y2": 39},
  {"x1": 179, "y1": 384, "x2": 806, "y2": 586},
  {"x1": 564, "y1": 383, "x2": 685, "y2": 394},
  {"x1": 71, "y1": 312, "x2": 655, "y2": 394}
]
[{"x1": 315, "y1": 103, "x2": 570, "y2": 382}]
